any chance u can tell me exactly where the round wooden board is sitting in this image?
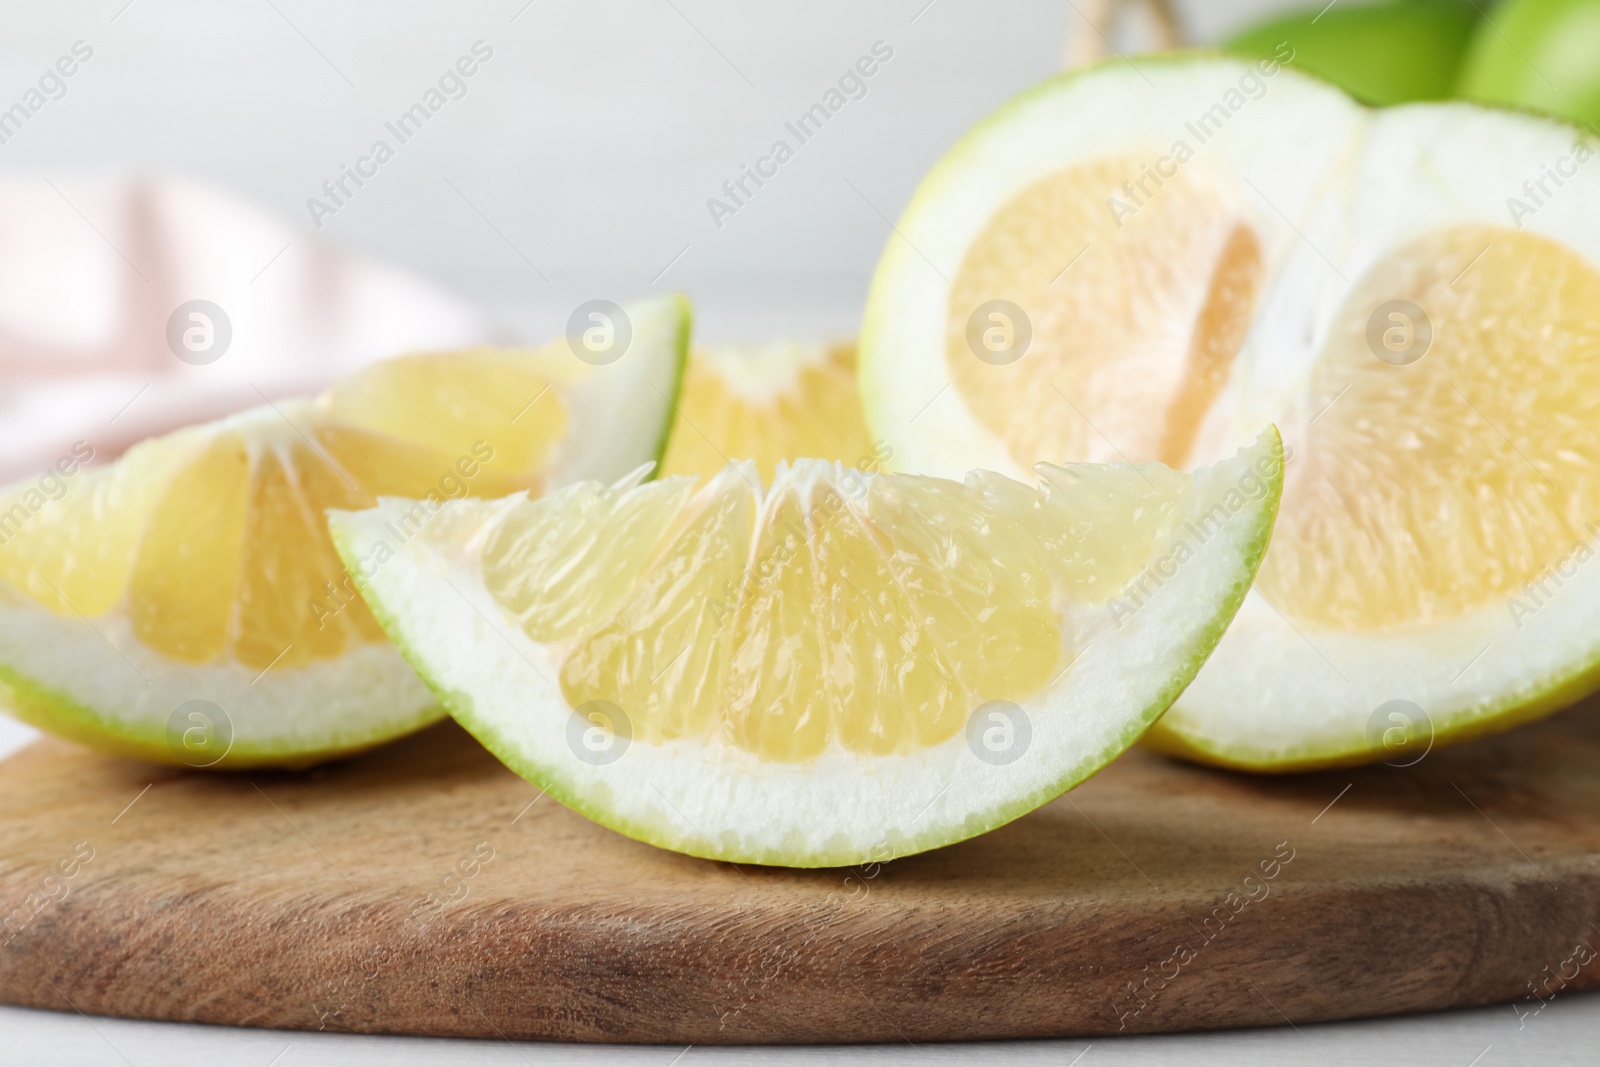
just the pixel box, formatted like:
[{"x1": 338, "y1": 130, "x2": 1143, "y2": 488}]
[{"x1": 2, "y1": 700, "x2": 1599, "y2": 1044}]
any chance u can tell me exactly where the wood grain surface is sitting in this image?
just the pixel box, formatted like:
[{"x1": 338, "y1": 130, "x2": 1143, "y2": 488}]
[{"x1": 2, "y1": 698, "x2": 1599, "y2": 1044}]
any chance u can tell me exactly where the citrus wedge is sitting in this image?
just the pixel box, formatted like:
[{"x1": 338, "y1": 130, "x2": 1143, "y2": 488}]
[
  {"x1": 329, "y1": 430, "x2": 1281, "y2": 866},
  {"x1": 659, "y1": 341, "x2": 880, "y2": 482},
  {"x1": 859, "y1": 54, "x2": 1600, "y2": 770},
  {"x1": 0, "y1": 295, "x2": 690, "y2": 768}
]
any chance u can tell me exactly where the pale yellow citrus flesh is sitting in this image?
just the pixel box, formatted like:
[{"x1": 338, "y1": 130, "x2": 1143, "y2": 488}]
[
  {"x1": 943, "y1": 155, "x2": 1600, "y2": 635},
  {"x1": 946, "y1": 155, "x2": 1262, "y2": 470},
  {"x1": 482, "y1": 463, "x2": 1193, "y2": 762},
  {"x1": 1256, "y1": 226, "x2": 1600, "y2": 629},
  {"x1": 317, "y1": 349, "x2": 571, "y2": 494},
  {"x1": 0, "y1": 432, "x2": 200, "y2": 619},
  {"x1": 0, "y1": 351, "x2": 567, "y2": 671},
  {"x1": 660, "y1": 343, "x2": 876, "y2": 482}
]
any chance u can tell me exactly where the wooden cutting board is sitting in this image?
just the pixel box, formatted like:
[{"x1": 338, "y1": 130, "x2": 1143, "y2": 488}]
[{"x1": 2, "y1": 698, "x2": 1599, "y2": 1044}]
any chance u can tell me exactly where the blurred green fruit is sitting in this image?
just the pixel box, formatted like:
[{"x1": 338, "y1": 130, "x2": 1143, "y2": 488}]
[
  {"x1": 1226, "y1": 0, "x2": 1482, "y2": 105},
  {"x1": 1458, "y1": 0, "x2": 1600, "y2": 127}
]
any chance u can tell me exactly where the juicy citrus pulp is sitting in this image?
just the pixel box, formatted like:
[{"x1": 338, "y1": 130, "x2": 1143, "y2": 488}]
[
  {"x1": 0, "y1": 295, "x2": 690, "y2": 766},
  {"x1": 945, "y1": 154, "x2": 1260, "y2": 470},
  {"x1": 486, "y1": 455, "x2": 1203, "y2": 760},
  {"x1": 950, "y1": 197, "x2": 1600, "y2": 632},
  {"x1": 1257, "y1": 226, "x2": 1600, "y2": 630},
  {"x1": 330, "y1": 431, "x2": 1282, "y2": 865},
  {"x1": 9, "y1": 361, "x2": 560, "y2": 670},
  {"x1": 659, "y1": 341, "x2": 877, "y2": 482}
]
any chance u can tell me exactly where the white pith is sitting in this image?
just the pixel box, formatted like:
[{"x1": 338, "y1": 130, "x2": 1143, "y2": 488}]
[
  {"x1": 330, "y1": 434, "x2": 1279, "y2": 866},
  {"x1": 0, "y1": 593, "x2": 436, "y2": 755},
  {"x1": 0, "y1": 296, "x2": 690, "y2": 763},
  {"x1": 1160, "y1": 547, "x2": 1600, "y2": 765},
  {"x1": 858, "y1": 55, "x2": 1600, "y2": 766}
]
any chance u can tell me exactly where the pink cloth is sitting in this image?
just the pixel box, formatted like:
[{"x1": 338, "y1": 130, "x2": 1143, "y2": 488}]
[{"x1": 0, "y1": 173, "x2": 492, "y2": 482}]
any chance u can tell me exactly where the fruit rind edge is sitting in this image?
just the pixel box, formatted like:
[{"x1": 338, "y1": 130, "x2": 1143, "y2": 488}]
[{"x1": 0, "y1": 657, "x2": 442, "y2": 770}]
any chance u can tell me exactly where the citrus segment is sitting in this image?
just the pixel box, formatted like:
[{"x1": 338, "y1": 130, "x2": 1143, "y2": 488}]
[
  {"x1": 660, "y1": 342, "x2": 876, "y2": 482},
  {"x1": 810, "y1": 485, "x2": 961, "y2": 757},
  {"x1": 510, "y1": 459, "x2": 1217, "y2": 763},
  {"x1": 316, "y1": 348, "x2": 572, "y2": 494},
  {"x1": 0, "y1": 295, "x2": 691, "y2": 766},
  {"x1": 127, "y1": 431, "x2": 251, "y2": 664},
  {"x1": 0, "y1": 433, "x2": 201, "y2": 617},
  {"x1": 869, "y1": 473, "x2": 1061, "y2": 706},
  {"x1": 945, "y1": 155, "x2": 1261, "y2": 470},
  {"x1": 1028, "y1": 462, "x2": 1195, "y2": 600},
  {"x1": 484, "y1": 478, "x2": 694, "y2": 643},
  {"x1": 1259, "y1": 224, "x2": 1600, "y2": 631},
  {"x1": 532, "y1": 464, "x2": 1073, "y2": 762},
  {"x1": 556, "y1": 469, "x2": 754, "y2": 745},
  {"x1": 332, "y1": 431, "x2": 1283, "y2": 864},
  {"x1": 721, "y1": 484, "x2": 832, "y2": 762}
]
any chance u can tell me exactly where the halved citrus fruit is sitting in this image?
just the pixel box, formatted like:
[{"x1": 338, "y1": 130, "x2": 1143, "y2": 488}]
[
  {"x1": 329, "y1": 430, "x2": 1281, "y2": 866},
  {"x1": 859, "y1": 54, "x2": 1600, "y2": 769},
  {"x1": 0, "y1": 295, "x2": 689, "y2": 767},
  {"x1": 658, "y1": 341, "x2": 879, "y2": 482}
]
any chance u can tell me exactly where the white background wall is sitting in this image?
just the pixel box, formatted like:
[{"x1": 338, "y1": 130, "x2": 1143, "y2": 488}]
[{"x1": 0, "y1": 0, "x2": 1291, "y2": 342}]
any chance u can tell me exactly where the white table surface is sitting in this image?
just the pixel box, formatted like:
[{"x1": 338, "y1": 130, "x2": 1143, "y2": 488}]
[{"x1": 2, "y1": 992, "x2": 1596, "y2": 1066}]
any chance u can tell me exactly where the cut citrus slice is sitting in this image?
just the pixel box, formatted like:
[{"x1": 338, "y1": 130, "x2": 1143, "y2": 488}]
[
  {"x1": 329, "y1": 430, "x2": 1282, "y2": 866},
  {"x1": 858, "y1": 54, "x2": 1600, "y2": 769},
  {"x1": 0, "y1": 295, "x2": 690, "y2": 767},
  {"x1": 658, "y1": 341, "x2": 880, "y2": 482}
]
